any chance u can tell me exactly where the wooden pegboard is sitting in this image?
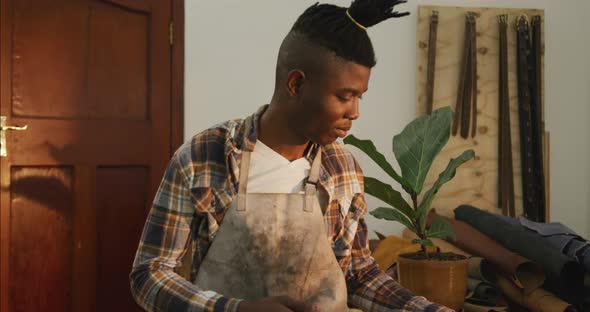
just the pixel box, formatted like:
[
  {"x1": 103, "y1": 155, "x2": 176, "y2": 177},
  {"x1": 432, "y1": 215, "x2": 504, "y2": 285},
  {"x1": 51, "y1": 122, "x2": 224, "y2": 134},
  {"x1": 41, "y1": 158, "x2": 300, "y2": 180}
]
[{"x1": 415, "y1": 6, "x2": 549, "y2": 218}]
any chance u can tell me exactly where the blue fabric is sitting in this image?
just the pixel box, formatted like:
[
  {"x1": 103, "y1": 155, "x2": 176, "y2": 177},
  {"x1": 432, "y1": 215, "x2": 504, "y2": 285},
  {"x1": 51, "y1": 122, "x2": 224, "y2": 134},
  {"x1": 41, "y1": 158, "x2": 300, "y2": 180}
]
[
  {"x1": 518, "y1": 217, "x2": 578, "y2": 236},
  {"x1": 495, "y1": 213, "x2": 590, "y2": 270},
  {"x1": 516, "y1": 215, "x2": 590, "y2": 269}
]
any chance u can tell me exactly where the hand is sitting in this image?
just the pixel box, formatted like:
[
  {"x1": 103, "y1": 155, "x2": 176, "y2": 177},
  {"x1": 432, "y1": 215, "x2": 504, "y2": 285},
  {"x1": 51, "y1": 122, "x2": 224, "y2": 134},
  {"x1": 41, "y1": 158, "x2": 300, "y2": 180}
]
[{"x1": 237, "y1": 296, "x2": 319, "y2": 312}]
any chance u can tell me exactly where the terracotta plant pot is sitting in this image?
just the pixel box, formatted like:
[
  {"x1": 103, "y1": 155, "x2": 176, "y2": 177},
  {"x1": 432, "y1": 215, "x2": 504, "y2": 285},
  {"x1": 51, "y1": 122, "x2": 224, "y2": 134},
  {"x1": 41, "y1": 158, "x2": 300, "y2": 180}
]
[{"x1": 397, "y1": 253, "x2": 468, "y2": 310}]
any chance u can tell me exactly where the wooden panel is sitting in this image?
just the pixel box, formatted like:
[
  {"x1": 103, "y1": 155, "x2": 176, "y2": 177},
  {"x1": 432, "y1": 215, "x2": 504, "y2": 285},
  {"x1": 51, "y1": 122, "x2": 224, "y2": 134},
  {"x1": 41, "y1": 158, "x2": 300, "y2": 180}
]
[
  {"x1": 95, "y1": 167, "x2": 149, "y2": 312},
  {"x1": 101, "y1": 0, "x2": 152, "y2": 13},
  {"x1": 9, "y1": 119, "x2": 151, "y2": 166},
  {"x1": 12, "y1": 0, "x2": 88, "y2": 118},
  {"x1": 11, "y1": 0, "x2": 149, "y2": 120},
  {"x1": 416, "y1": 6, "x2": 545, "y2": 215},
  {"x1": 10, "y1": 167, "x2": 74, "y2": 312},
  {"x1": 87, "y1": 2, "x2": 149, "y2": 120},
  {"x1": 72, "y1": 166, "x2": 97, "y2": 312}
]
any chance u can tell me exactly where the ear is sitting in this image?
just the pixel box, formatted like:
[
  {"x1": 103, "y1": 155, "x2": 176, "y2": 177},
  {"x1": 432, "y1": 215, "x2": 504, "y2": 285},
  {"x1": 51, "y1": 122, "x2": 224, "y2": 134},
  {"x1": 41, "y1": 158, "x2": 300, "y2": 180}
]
[{"x1": 286, "y1": 69, "x2": 306, "y2": 96}]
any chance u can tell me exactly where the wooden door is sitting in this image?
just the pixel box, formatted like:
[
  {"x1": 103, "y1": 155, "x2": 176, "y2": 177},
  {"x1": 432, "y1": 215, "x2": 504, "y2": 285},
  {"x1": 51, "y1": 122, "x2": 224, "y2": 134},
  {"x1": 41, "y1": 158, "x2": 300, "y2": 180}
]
[{"x1": 0, "y1": 0, "x2": 180, "y2": 311}]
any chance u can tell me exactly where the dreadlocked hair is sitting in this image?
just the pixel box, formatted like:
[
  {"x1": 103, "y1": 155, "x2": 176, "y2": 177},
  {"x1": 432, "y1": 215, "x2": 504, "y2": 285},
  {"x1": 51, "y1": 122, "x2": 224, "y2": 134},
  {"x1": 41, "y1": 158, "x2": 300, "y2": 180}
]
[{"x1": 290, "y1": 0, "x2": 409, "y2": 68}]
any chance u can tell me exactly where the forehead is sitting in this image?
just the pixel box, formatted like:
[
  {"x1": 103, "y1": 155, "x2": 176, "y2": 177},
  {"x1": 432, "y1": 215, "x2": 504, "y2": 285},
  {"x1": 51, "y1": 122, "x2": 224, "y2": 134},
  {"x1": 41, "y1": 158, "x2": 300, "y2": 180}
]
[{"x1": 316, "y1": 54, "x2": 371, "y2": 90}]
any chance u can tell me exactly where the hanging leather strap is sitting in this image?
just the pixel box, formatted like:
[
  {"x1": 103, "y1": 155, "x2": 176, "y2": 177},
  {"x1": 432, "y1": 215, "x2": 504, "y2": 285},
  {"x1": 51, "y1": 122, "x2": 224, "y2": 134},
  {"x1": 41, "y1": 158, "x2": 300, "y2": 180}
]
[
  {"x1": 498, "y1": 14, "x2": 515, "y2": 217},
  {"x1": 453, "y1": 13, "x2": 471, "y2": 136},
  {"x1": 460, "y1": 13, "x2": 473, "y2": 139},
  {"x1": 516, "y1": 15, "x2": 539, "y2": 220},
  {"x1": 425, "y1": 10, "x2": 439, "y2": 115},
  {"x1": 529, "y1": 15, "x2": 546, "y2": 221},
  {"x1": 454, "y1": 12, "x2": 478, "y2": 139},
  {"x1": 461, "y1": 13, "x2": 477, "y2": 139},
  {"x1": 470, "y1": 13, "x2": 478, "y2": 138},
  {"x1": 498, "y1": 15, "x2": 505, "y2": 215}
]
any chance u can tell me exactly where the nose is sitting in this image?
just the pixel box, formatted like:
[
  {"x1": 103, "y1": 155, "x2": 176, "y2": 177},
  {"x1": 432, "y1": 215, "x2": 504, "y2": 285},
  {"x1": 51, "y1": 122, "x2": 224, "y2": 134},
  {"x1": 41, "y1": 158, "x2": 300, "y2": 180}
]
[{"x1": 345, "y1": 98, "x2": 360, "y2": 120}]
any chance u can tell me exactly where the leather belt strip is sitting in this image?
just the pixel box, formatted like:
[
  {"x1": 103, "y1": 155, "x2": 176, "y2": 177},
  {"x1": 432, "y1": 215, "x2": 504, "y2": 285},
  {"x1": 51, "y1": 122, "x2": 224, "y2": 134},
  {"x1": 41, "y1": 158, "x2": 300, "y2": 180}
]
[
  {"x1": 516, "y1": 15, "x2": 545, "y2": 221},
  {"x1": 452, "y1": 13, "x2": 468, "y2": 136},
  {"x1": 460, "y1": 12, "x2": 474, "y2": 139},
  {"x1": 470, "y1": 14, "x2": 478, "y2": 138},
  {"x1": 425, "y1": 10, "x2": 439, "y2": 115},
  {"x1": 516, "y1": 15, "x2": 535, "y2": 219},
  {"x1": 530, "y1": 15, "x2": 546, "y2": 221},
  {"x1": 453, "y1": 12, "x2": 477, "y2": 139},
  {"x1": 498, "y1": 14, "x2": 515, "y2": 217}
]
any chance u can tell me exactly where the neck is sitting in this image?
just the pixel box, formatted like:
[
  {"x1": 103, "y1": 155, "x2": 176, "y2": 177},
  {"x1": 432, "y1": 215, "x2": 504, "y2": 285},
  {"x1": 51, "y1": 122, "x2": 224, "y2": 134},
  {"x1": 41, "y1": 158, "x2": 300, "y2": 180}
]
[{"x1": 258, "y1": 99, "x2": 309, "y2": 161}]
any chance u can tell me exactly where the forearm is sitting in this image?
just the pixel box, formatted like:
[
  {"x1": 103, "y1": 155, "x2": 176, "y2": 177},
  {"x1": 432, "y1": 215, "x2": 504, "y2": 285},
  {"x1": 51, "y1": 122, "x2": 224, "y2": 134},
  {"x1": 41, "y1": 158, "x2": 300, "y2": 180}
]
[
  {"x1": 347, "y1": 261, "x2": 449, "y2": 311},
  {"x1": 130, "y1": 259, "x2": 242, "y2": 312},
  {"x1": 130, "y1": 207, "x2": 241, "y2": 312}
]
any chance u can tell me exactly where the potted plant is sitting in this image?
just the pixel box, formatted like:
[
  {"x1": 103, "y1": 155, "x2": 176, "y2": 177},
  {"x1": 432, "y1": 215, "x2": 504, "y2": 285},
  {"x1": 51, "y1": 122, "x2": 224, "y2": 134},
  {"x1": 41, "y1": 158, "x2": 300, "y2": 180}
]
[{"x1": 344, "y1": 107, "x2": 475, "y2": 310}]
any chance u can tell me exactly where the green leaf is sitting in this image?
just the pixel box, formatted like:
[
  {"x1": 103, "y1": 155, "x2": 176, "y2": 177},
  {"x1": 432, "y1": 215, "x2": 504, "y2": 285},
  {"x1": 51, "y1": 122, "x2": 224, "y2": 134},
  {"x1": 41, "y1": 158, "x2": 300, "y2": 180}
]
[
  {"x1": 392, "y1": 107, "x2": 454, "y2": 195},
  {"x1": 426, "y1": 217, "x2": 456, "y2": 241},
  {"x1": 344, "y1": 135, "x2": 414, "y2": 193},
  {"x1": 364, "y1": 177, "x2": 415, "y2": 219},
  {"x1": 411, "y1": 238, "x2": 434, "y2": 247},
  {"x1": 417, "y1": 149, "x2": 476, "y2": 230},
  {"x1": 370, "y1": 207, "x2": 417, "y2": 233}
]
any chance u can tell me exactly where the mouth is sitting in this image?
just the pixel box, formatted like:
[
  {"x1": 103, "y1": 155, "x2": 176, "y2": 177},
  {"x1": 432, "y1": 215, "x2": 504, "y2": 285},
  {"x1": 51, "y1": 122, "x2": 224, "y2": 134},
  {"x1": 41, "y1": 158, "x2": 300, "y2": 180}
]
[{"x1": 335, "y1": 126, "x2": 351, "y2": 138}]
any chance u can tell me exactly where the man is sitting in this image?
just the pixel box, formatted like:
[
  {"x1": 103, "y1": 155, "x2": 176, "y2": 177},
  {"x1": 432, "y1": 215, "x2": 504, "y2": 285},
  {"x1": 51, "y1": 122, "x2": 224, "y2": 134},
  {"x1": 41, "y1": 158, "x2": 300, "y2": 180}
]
[{"x1": 130, "y1": 1, "x2": 452, "y2": 311}]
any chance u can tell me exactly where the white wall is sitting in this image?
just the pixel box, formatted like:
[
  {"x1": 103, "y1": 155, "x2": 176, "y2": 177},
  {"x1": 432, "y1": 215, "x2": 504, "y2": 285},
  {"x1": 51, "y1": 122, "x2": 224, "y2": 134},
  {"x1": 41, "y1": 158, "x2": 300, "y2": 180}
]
[{"x1": 185, "y1": 0, "x2": 590, "y2": 239}]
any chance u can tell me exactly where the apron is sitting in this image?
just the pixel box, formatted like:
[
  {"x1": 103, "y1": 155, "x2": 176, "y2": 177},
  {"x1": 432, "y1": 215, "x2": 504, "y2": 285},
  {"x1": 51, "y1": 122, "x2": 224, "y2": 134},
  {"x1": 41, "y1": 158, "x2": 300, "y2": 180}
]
[{"x1": 195, "y1": 147, "x2": 348, "y2": 311}]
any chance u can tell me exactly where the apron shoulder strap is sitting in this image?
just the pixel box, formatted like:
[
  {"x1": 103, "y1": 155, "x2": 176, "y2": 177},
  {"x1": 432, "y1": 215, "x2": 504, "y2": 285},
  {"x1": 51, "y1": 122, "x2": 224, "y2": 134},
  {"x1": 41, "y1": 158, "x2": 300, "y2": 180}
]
[
  {"x1": 304, "y1": 147, "x2": 322, "y2": 212},
  {"x1": 237, "y1": 151, "x2": 251, "y2": 211},
  {"x1": 305, "y1": 146, "x2": 322, "y2": 187}
]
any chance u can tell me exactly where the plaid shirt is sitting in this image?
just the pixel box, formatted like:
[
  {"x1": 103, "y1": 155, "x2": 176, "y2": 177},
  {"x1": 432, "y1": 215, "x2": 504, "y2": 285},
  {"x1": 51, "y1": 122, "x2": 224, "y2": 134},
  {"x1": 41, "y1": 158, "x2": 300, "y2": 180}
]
[{"x1": 130, "y1": 105, "x2": 450, "y2": 312}]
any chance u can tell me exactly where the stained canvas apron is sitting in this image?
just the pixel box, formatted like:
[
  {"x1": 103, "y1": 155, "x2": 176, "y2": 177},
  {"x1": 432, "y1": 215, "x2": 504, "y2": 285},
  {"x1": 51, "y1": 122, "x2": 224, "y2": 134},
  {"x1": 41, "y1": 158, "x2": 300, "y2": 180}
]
[{"x1": 195, "y1": 147, "x2": 348, "y2": 311}]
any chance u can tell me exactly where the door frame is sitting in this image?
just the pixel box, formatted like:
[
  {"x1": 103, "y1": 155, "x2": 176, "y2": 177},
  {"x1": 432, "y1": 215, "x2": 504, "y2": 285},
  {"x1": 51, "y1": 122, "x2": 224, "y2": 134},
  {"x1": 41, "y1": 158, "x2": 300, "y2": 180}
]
[{"x1": 171, "y1": 0, "x2": 184, "y2": 152}]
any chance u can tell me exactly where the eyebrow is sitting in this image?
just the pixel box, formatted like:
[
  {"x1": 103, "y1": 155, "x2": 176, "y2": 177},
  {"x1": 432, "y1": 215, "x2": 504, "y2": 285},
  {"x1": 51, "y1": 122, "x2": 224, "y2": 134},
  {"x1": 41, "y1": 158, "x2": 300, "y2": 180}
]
[{"x1": 338, "y1": 87, "x2": 368, "y2": 95}]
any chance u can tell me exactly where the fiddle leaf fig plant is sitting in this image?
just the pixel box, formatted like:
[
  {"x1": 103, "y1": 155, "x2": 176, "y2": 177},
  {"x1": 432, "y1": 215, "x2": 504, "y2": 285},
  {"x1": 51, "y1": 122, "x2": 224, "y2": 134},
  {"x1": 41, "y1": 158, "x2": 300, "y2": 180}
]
[{"x1": 344, "y1": 107, "x2": 475, "y2": 257}]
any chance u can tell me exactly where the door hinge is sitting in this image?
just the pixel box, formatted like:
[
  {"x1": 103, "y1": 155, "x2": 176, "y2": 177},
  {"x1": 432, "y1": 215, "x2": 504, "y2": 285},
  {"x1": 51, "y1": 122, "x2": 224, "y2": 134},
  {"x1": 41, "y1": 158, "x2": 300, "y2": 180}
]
[{"x1": 169, "y1": 21, "x2": 174, "y2": 46}]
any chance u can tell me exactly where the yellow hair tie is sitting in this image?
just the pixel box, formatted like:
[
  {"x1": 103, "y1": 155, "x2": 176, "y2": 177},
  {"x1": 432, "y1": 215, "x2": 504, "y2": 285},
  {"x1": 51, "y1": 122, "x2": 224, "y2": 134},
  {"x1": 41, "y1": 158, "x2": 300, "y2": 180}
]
[{"x1": 346, "y1": 10, "x2": 367, "y2": 31}]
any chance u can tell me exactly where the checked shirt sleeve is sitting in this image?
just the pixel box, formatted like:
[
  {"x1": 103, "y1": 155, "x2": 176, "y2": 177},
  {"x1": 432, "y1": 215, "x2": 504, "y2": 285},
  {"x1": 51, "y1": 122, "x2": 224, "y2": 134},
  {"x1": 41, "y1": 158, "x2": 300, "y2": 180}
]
[{"x1": 129, "y1": 155, "x2": 241, "y2": 312}]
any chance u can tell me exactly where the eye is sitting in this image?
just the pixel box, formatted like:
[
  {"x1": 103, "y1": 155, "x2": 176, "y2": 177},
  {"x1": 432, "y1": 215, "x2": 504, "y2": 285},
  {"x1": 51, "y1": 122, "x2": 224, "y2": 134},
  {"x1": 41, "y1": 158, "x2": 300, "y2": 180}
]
[{"x1": 337, "y1": 95, "x2": 351, "y2": 102}]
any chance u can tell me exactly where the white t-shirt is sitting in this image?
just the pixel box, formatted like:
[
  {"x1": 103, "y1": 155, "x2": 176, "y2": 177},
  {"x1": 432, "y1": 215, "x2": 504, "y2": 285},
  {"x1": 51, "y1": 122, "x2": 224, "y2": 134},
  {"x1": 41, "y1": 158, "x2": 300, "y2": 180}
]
[{"x1": 247, "y1": 140, "x2": 311, "y2": 194}]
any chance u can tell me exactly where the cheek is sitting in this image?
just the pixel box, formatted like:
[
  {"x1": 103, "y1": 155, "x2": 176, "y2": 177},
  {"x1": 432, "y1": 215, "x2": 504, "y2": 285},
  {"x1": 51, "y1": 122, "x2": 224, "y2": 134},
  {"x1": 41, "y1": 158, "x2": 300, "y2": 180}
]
[
  {"x1": 299, "y1": 93, "x2": 346, "y2": 134},
  {"x1": 310, "y1": 102, "x2": 346, "y2": 141},
  {"x1": 318, "y1": 100, "x2": 346, "y2": 125}
]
